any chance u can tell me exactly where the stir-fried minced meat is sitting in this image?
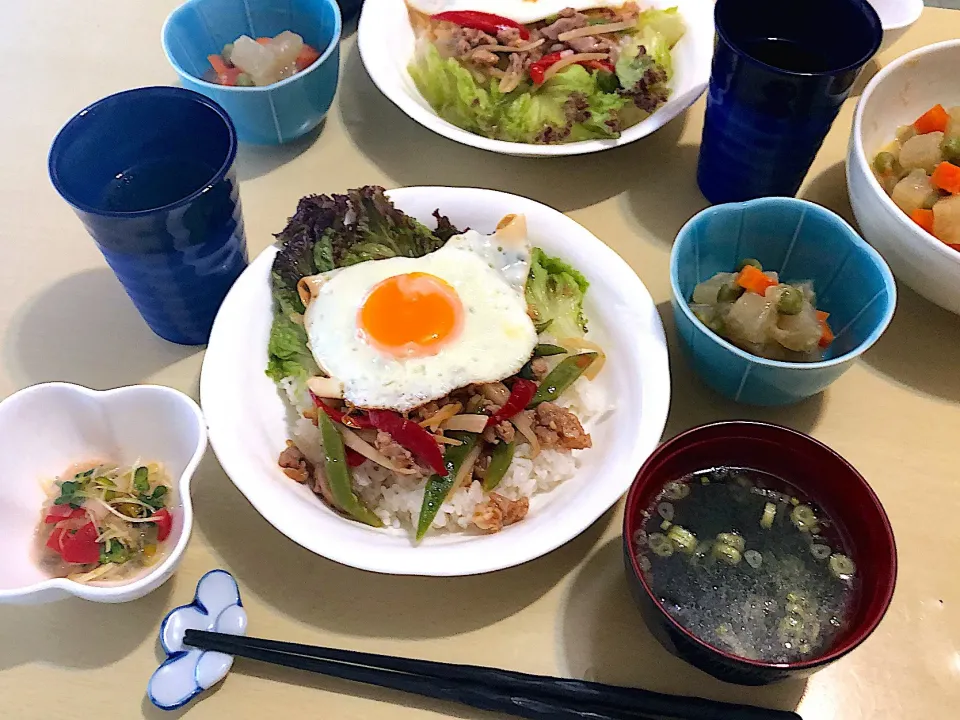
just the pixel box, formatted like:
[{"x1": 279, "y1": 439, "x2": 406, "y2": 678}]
[
  {"x1": 374, "y1": 431, "x2": 424, "y2": 475},
  {"x1": 278, "y1": 441, "x2": 312, "y2": 484},
  {"x1": 483, "y1": 420, "x2": 516, "y2": 445},
  {"x1": 474, "y1": 493, "x2": 530, "y2": 532},
  {"x1": 540, "y1": 9, "x2": 588, "y2": 40},
  {"x1": 472, "y1": 48, "x2": 500, "y2": 66},
  {"x1": 530, "y1": 357, "x2": 550, "y2": 380},
  {"x1": 453, "y1": 26, "x2": 497, "y2": 58},
  {"x1": 566, "y1": 35, "x2": 617, "y2": 55},
  {"x1": 533, "y1": 402, "x2": 593, "y2": 450},
  {"x1": 496, "y1": 26, "x2": 524, "y2": 46}
]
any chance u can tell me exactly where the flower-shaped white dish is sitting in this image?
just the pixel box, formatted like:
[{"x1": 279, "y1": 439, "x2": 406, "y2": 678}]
[
  {"x1": 201, "y1": 186, "x2": 671, "y2": 577},
  {"x1": 148, "y1": 570, "x2": 247, "y2": 711},
  {"x1": 357, "y1": 0, "x2": 714, "y2": 157},
  {"x1": 0, "y1": 383, "x2": 206, "y2": 604}
]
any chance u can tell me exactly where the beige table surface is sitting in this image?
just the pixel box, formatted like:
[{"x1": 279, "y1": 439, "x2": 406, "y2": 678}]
[{"x1": 2, "y1": 3, "x2": 960, "y2": 719}]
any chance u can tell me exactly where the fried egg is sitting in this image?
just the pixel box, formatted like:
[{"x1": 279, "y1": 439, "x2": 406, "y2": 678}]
[
  {"x1": 301, "y1": 215, "x2": 537, "y2": 411},
  {"x1": 406, "y1": 0, "x2": 627, "y2": 25}
]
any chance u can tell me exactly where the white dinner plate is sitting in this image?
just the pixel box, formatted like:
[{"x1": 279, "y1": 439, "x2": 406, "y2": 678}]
[
  {"x1": 200, "y1": 187, "x2": 670, "y2": 576},
  {"x1": 358, "y1": 0, "x2": 715, "y2": 157}
]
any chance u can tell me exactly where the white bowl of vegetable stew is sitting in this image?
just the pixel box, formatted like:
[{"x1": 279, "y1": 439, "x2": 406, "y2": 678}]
[
  {"x1": 848, "y1": 39, "x2": 960, "y2": 316},
  {"x1": 0, "y1": 383, "x2": 206, "y2": 604}
]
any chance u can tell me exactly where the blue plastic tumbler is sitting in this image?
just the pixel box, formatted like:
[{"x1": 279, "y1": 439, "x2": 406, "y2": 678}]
[
  {"x1": 697, "y1": 0, "x2": 882, "y2": 204},
  {"x1": 49, "y1": 87, "x2": 247, "y2": 345}
]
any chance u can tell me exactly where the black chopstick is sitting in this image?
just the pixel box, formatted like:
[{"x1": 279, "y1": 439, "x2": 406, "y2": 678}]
[{"x1": 184, "y1": 630, "x2": 801, "y2": 720}]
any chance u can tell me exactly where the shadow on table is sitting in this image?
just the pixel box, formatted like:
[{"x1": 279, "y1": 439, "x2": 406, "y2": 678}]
[
  {"x1": 800, "y1": 161, "x2": 854, "y2": 225},
  {"x1": 337, "y1": 42, "x2": 689, "y2": 213},
  {"x1": 2, "y1": 268, "x2": 200, "y2": 390},
  {"x1": 849, "y1": 59, "x2": 880, "y2": 98},
  {"x1": 656, "y1": 302, "x2": 826, "y2": 440},
  {"x1": 235, "y1": 121, "x2": 326, "y2": 183},
  {"x1": 559, "y1": 538, "x2": 808, "y2": 713},
  {"x1": 193, "y1": 452, "x2": 612, "y2": 639},
  {"x1": 860, "y1": 284, "x2": 960, "y2": 404},
  {"x1": 0, "y1": 582, "x2": 172, "y2": 671},
  {"x1": 620, "y1": 143, "x2": 708, "y2": 248}
]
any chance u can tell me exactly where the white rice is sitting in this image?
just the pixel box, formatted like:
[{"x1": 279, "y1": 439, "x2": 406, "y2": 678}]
[{"x1": 279, "y1": 372, "x2": 609, "y2": 533}]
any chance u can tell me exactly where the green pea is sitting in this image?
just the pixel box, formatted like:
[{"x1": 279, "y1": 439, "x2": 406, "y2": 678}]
[
  {"x1": 221, "y1": 43, "x2": 234, "y2": 62},
  {"x1": 736, "y1": 258, "x2": 762, "y2": 272},
  {"x1": 235, "y1": 73, "x2": 255, "y2": 87},
  {"x1": 777, "y1": 286, "x2": 804, "y2": 315},
  {"x1": 873, "y1": 151, "x2": 902, "y2": 177},
  {"x1": 717, "y1": 283, "x2": 745, "y2": 303},
  {"x1": 941, "y1": 136, "x2": 960, "y2": 164}
]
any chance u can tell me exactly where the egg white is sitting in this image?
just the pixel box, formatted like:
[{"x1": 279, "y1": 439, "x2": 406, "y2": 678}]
[
  {"x1": 406, "y1": 0, "x2": 627, "y2": 25},
  {"x1": 303, "y1": 234, "x2": 537, "y2": 412}
]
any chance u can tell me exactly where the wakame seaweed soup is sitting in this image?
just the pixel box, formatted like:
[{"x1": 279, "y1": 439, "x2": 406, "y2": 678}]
[{"x1": 634, "y1": 468, "x2": 857, "y2": 663}]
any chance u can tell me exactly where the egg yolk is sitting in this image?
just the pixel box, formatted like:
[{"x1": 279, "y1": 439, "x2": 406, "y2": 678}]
[{"x1": 358, "y1": 273, "x2": 463, "y2": 356}]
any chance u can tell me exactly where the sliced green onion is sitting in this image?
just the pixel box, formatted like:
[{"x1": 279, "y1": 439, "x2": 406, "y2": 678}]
[
  {"x1": 744, "y1": 549, "x2": 763, "y2": 569},
  {"x1": 700, "y1": 476, "x2": 710, "y2": 485},
  {"x1": 811, "y1": 544, "x2": 831, "y2": 561},
  {"x1": 761, "y1": 502, "x2": 776, "y2": 529},
  {"x1": 790, "y1": 504, "x2": 817, "y2": 532},
  {"x1": 713, "y1": 543, "x2": 742, "y2": 565},
  {"x1": 657, "y1": 502, "x2": 674, "y2": 522},
  {"x1": 716, "y1": 532, "x2": 745, "y2": 553},
  {"x1": 660, "y1": 519, "x2": 672, "y2": 531},
  {"x1": 648, "y1": 533, "x2": 674, "y2": 558},
  {"x1": 829, "y1": 553, "x2": 856, "y2": 580},
  {"x1": 667, "y1": 525, "x2": 697, "y2": 554}
]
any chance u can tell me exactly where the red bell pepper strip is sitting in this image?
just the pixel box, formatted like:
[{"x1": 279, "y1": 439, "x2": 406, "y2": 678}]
[
  {"x1": 366, "y1": 409, "x2": 446, "y2": 476},
  {"x1": 44, "y1": 505, "x2": 87, "y2": 524},
  {"x1": 346, "y1": 448, "x2": 367, "y2": 467},
  {"x1": 583, "y1": 59, "x2": 616, "y2": 74},
  {"x1": 529, "y1": 52, "x2": 564, "y2": 85},
  {"x1": 60, "y1": 522, "x2": 101, "y2": 564},
  {"x1": 46, "y1": 527, "x2": 68, "y2": 554},
  {"x1": 486, "y1": 379, "x2": 537, "y2": 428},
  {"x1": 151, "y1": 508, "x2": 173, "y2": 542},
  {"x1": 311, "y1": 394, "x2": 373, "y2": 429},
  {"x1": 529, "y1": 53, "x2": 616, "y2": 85},
  {"x1": 431, "y1": 10, "x2": 530, "y2": 41}
]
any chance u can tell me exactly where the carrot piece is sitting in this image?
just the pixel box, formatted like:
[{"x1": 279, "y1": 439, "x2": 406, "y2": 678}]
[
  {"x1": 931, "y1": 161, "x2": 960, "y2": 195},
  {"x1": 208, "y1": 53, "x2": 230, "y2": 77},
  {"x1": 914, "y1": 104, "x2": 950, "y2": 134},
  {"x1": 910, "y1": 208, "x2": 936, "y2": 234},
  {"x1": 736, "y1": 265, "x2": 777, "y2": 295},
  {"x1": 256, "y1": 36, "x2": 272, "y2": 45},
  {"x1": 816, "y1": 310, "x2": 834, "y2": 349},
  {"x1": 295, "y1": 44, "x2": 322, "y2": 71}
]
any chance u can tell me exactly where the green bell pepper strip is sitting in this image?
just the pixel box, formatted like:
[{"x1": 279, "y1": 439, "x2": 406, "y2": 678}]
[
  {"x1": 317, "y1": 410, "x2": 383, "y2": 528},
  {"x1": 416, "y1": 431, "x2": 479, "y2": 541},
  {"x1": 534, "y1": 343, "x2": 567, "y2": 357},
  {"x1": 526, "y1": 352, "x2": 598, "y2": 408},
  {"x1": 482, "y1": 441, "x2": 515, "y2": 492}
]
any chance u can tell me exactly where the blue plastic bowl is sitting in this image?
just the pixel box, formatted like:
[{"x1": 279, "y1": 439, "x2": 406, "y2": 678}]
[
  {"x1": 162, "y1": 0, "x2": 341, "y2": 145},
  {"x1": 670, "y1": 197, "x2": 896, "y2": 406}
]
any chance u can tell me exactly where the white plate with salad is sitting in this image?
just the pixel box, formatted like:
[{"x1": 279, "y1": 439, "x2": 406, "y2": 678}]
[
  {"x1": 358, "y1": 0, "x2": 714, "y2": 156},
  {"x1": 200, "y1": 186, "x2": 670, "y2": 576}
]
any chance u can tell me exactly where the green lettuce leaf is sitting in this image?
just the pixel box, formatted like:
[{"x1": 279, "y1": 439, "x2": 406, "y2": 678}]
[
  {"x1": 525, "y1": 248, "x2": 590, "y2": 339},
  {"x1": 409, "y1": 44, "x2": 626, "y2": 144}
]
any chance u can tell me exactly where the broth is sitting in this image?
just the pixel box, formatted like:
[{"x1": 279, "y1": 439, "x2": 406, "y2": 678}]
[{"x1": 634, "y1": 467, "x2": 856, "y2": 663}]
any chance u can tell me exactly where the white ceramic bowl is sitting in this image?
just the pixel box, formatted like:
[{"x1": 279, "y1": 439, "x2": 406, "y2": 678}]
[
  {"x1": 357, "y1": 0, "x2": 714, "y2": 157},
  {"x1": 201, "y1": 186, "x2": 671, "y2": 576},
  {"x1": 0, "y1": 383, "x2": 206, "y2": 604},
  {"x1": 868, "y1": 0, "x2": 923, "y2": 54},
  {"x1": 848, "y1": 39, "x2": 960, "y2": 316}
]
